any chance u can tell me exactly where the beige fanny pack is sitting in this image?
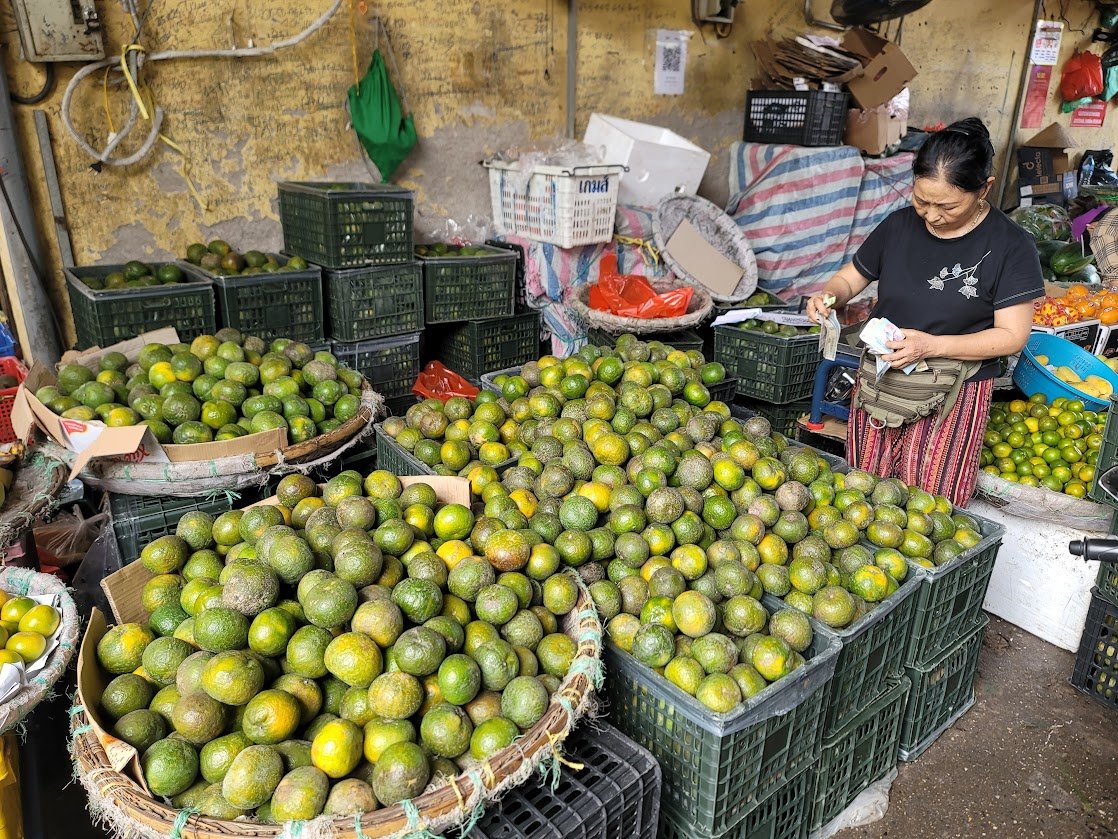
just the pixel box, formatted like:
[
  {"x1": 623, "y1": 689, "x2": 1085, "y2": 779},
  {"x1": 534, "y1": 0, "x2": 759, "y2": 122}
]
[{"x1": 852, "y1": 352, "x2": 980, "y2": 433}]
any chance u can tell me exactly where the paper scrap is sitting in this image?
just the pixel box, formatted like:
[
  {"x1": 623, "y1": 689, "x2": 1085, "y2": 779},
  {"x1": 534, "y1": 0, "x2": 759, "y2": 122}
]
[
  {"x1": 655, "y1": 30, "x2": 689, "y2": 95},
  {"x1": 1030, "y1": 20, "x2": 1064, "y2": 66}
]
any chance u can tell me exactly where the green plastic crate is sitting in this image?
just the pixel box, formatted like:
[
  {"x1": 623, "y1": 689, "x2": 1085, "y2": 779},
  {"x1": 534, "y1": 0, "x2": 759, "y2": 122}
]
[
  {"x1": 64, "y1": 265, "x2": 216, "y2": 350},
  {"x1": 714, "y1": 326, "x2": 819, "y2": 404},
  {"x1": 183, "y1": 257, "x2": 324, "y2": 344},
  {"x1": 659, "y1": 766, "x2": 812, "y2": 839},
  {"x1": 712, "y1": 289, "x2": 802, "y2": 317},
  {"x1": 1097, "y1": 563, "x2": 1118, "y2": 606},
  {"x1": 587, "y1": 327, "x2": 706, "y2": 353},
  {"x1": 278, "y1": 181, "x2": 414, "y2": 269},
  {"x1": 899, "y1": 613, "x2": 987, "y2": 760},
  {"x1": 374, "y1": 423, "x2": 516, "y2": 478},
  {"x1": 1071, "y1": 589, "x2": 1118, "y2": 711},
  {"x1": 602, "y1": 629, "x2": 839, "y2": 838},
  {"x1": 818, "y1": 571, "x2": 921, "y2": 737},
  {"x1": 331, "y1": 333, "x2": 421, "y2": 400},
  {"x1": 324, "y1": 262, "x2": 423, "y2": 342},
  {"x1": 1089, "y1": 393, "x2": 1118, "y2": 506},
  {"x1": 732, "y1": 398, "x2": 812, "y2": 438},
  {"x1": 904, "y1": 510, "x2": 1004, "y2": 668},
  {"x1": 810, "y1": 677, "x2": 909, "y2": 830},
  {"x1": 420, "y1": 246, "x2": 516, "y2": 324},
  {"x1": 438, "y1": 312, "x2": 540, "y2": 382},
  {"x1": 110, "y1": 487, "x2": 265, "y2": 565}
]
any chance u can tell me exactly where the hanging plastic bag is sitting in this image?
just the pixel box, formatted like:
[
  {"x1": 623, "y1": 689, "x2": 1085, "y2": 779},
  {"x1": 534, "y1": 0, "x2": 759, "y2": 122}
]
[
  {"x1": 1061, "y1": 51, "x2": 1104, "y2": 101},
  {"x1": 588, "y1": 254, "x2": 693, "y2": 319},
  {"x1": 348, "y1": 20, "x2": 416, "y2": 181},
  {"x1": 412, "y1": 362, "x2": 479, "y2": 401}
]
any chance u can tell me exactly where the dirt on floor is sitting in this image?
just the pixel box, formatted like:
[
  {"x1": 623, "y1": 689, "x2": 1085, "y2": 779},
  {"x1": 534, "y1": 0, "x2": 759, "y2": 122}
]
[{"x1": 842, "y1": 614, "x2": 1118, "y2": 839}]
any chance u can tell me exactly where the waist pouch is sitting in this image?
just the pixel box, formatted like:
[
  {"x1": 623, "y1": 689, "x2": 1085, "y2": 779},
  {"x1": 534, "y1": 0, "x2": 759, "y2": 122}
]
[{"x1": 852, "y1": 353, "x2": 980, "y2": 433}]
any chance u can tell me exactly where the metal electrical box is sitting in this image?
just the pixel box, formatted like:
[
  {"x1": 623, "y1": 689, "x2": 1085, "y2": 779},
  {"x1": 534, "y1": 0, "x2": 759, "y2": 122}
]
[{"x1": 11, "y1": 0, "x2": 105, "y2": 62}]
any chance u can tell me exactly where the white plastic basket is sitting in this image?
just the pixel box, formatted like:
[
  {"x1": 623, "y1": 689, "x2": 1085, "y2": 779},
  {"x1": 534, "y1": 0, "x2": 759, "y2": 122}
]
[{"x1": 485, "y1": 161, "x2": 626, "y2": 248}]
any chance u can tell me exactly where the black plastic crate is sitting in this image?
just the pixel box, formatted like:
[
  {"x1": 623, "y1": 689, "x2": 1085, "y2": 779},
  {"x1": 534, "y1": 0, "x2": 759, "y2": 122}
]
[
  {"x1": 899, "y1": 613, "x2": 987, "y2": 761},
  {"x1": 1098, "y1": 563, "x2": 1118, "y2": 606},
  {"x1": 744, "y1": 90, "x2": 849, "y2": 147},
  {"x1": 331, "y1": 333, "x2": 421, "y2": 400},
  {"x1": 110, "y1": 488, "x2": 264, "y2": 565},
  {"x1": 278, "y1": 181, "x2": 414, "y2": 269},
  {"x1": 811, "y1": 678, "x2": 909, "y2": 830},
  {"x1": 817, "y1": 573, "x2": 922, "y2": 737},
  {"x1": 904, "y1": 510, "x2": 1004, "y2": 668},
  {"x1": 659, "y1": 766, "x2": 812, "y2": 839},
  {"x1": 182, "y1": 257, "x2": 324, "y2": 344},
  {"x1": 456, "y1": 723, "x2": 661, "y2": 839},
  {"x1": 713, "y1": 290, "x2": 802, "y2": 318},
  {"x1": 603, "y1": 629, "x2": 839, "y2": 838},
  {"x1": 324, "y1": 262, "x2": 423, "y2": 342},
  {"x1": 733, "y1": 398, "x2": 813, "y2": 438},
  {"x1": 587, "y1": 328, "x2": 706, "y2": 353},
  {"x1": 64, "y1": 265, "x2": 216, "y2": 350},
  {"x1": 1071, "y1": 589, "x2": 1118, "y2": 711},
  {"x1": 714, "y1": 326, "x2": 820, "y2": 404},
  {"x1": 384, "y1": 394, "x2": 419, "y2": 417},
  {"x1": 438, "y1": 312, "x2": 541, "y2": 383},
  {"x1": 420, "y1": 246, "x2": 517, "y2": 324}
]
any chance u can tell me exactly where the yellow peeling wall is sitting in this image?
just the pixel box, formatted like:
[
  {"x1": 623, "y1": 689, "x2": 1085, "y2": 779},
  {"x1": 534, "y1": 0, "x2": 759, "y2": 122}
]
[{"x1": 0, "y1": 0, "x2": 1105, "y2": 349}]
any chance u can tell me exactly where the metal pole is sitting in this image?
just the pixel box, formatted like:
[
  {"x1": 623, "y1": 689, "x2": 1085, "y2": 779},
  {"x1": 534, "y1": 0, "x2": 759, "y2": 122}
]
[
  {"x1": 997, "y1": 0, "x2": 1044, "y2": 208},
  {"x1": 567, "y1": 0, "x2": 577, "y2": 139},
  {"x1": 0, "y1": 63, "x2": 62, "y2": 365}
]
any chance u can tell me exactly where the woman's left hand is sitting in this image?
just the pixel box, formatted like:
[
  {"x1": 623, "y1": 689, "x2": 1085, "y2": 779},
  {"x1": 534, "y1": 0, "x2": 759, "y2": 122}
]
[{"x1": 883, "y1": 329, "x2": 942, "y2": 369}]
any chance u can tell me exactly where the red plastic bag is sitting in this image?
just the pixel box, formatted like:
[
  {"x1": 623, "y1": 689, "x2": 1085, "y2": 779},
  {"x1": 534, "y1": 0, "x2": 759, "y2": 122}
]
[
  {"x1": 588, "y1": 253, "x2": 693, "y2": 319},
  {"x1": 1061, "y1": 51, "x2": 1104, "y2": 101},
  {"x1": 412, "y1": 361, "x2": 479, "y2": 401}
]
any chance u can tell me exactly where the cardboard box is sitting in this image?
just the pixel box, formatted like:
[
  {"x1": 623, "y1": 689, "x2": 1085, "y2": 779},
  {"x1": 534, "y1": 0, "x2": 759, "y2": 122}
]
[
  {"x1": 1031, "y1": 319, "x2": 1100, "y2": 350},
  {"x1": 78, "y1": 475, "x2": 471, "y2": 790},
  {"x1": 664, "y1": 220, "x2": 744, "y2": 297},
  {"x1": 838, "y1": 28, "x2": 917, "y2": 110},
  {"x1": 1094, "y1": 325, "x2": 1118, "y2": 358},
  {"x1": 844, "y1": 107, "x2": 906, "y2": 155},
  {"x1": 1017, "y1": 123, "x2": 1074, "y2": 186},
  {"x1": 1018, "y1": 171, "x2": 1077, "y2": 207},
  {"x1": 11, "y1": 328, "x2": 288, "y2": 480}
]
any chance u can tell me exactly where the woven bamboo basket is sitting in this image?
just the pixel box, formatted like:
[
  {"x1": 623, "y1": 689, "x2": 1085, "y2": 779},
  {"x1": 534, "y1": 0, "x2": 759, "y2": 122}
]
[
  {"x1": 0, "y1": 566, "x2": 79, "y2": 734},
  {"x1": 40, "y1": 383, "x2": 382, "y2": 497},
  {"x1": 0, "y1": 450, "x2": 69, "y2": 551},
  {"x1": 568, "y1": 276, "x2": 713, "y2": 335},
  {"x1": 70, "y1": 586, "x2": 603, "y2": 839}
]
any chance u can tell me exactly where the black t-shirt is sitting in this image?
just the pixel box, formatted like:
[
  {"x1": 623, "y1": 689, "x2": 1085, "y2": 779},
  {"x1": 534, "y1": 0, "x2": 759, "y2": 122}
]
[{"x1": 854, "y1": 206, "x2": 1045, "y2": 380}]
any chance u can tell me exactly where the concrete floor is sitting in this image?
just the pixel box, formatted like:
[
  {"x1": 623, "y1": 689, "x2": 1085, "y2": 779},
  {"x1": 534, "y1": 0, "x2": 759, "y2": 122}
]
[{"x1": 843, "y1": 615, "x2": 1118, "y2": 839}]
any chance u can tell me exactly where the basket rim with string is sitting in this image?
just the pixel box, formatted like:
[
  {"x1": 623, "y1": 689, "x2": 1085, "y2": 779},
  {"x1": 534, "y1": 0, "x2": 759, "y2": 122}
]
[
  {"x1": 35, "y1": 382, "x2": 381, "y2": 497},
  {"x1": 568, "y1": 275, "x2": 713, "y2": 335},
  {"x1": 652, "y1": 193, "x2": 758, "y2": 304},
  {"x1": 70, "y1": 585, "x2": 602, "y2": 839},
  {"x1": 0, "y1": 450, "x2": 69, "y2": 552},
  {"x1": 0, "y1": 566, "x2": 79, "y2": 736}
]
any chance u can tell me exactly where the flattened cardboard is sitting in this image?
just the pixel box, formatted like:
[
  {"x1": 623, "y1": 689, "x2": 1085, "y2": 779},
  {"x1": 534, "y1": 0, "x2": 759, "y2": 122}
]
[
  {"x1": 664, "y1": 220, "x2": 744, "y2": 297},
  {"x1": 76, "y1": 608, "x2": 149, "y2": 789},
  {"x1": 13, "y1": 327, "x2": 290, "y2": 479},
  {"x1": 838, "y1": 28, "x2": 917, "y2": 110}
]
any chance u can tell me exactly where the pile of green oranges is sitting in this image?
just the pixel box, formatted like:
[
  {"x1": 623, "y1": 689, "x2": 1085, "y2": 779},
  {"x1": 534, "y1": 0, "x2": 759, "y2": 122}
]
[{"x1": 980, "y1": 393, "x2": 1103, "y2": 497}]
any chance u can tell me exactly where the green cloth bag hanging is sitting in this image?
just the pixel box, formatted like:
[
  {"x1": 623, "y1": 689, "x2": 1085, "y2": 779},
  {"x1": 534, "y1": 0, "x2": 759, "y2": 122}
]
[{"x1": 348, "y1": 50, "x2": 416, "y2": 181}]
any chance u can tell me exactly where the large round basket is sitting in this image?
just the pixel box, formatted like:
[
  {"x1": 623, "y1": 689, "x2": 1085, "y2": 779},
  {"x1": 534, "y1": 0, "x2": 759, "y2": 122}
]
[
  {"x1": 652, "y1": 194, "x2": 758, "y2": 304},
  {"x1": 0, "y1": 566, "x2": 79, "y2": 735},
  {"x1": 0, "y1": 450, "x2": 69, "y2": 552},
  {"x1": 568, "y1": 276, "x2": 713, "y2": 335},
  {"x1": 42, "y1": 384, "x2": 382, "y2": 497},
  {"x1": 70, "y1": 583, "x2": 602, "y2": 839}
]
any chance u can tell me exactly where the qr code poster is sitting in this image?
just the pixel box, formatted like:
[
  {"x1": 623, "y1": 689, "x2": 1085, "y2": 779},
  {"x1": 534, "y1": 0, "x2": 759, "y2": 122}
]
[{"x1": 655, "y1": 29, "x2": 690, "y2": 95}]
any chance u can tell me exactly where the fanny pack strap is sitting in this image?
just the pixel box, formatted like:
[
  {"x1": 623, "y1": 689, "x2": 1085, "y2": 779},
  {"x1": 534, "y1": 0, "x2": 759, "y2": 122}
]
[{"x1": 857, "y1": 350, "x2": 979, "y2": 432}]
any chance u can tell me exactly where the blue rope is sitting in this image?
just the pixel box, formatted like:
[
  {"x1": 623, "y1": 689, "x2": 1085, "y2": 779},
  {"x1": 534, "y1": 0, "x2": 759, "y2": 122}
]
[
  {"x1": 401, "y1": 799, "x2": 437, "y2": 838},
  {"x1": 167, "y1": 807, "x2": 198, "y2": 839},
  {"x1": 352, "y1": 813, "x2": 368, "y2": 839}
]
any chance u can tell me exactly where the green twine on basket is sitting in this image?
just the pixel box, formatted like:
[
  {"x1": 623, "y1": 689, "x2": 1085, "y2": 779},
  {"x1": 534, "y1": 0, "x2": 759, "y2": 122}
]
[
  {"x1": 353, "y1": 812, "x2": 369, "y2": 839},
  {"x1": 401, "y1": 799, "x2": 438, "y2": 839},
  {"x1": 284, "y1": 820, "x2": 305, "y2": 839},
  {"x1": 168, "y1": 807, "x2": 198, "y2": 839},
  {"x1": 455, "y1": 769, "x2": 487, "y2": 838},
  {"x1": 204, "y1": 487, "x2": 241, "y2": 507}
]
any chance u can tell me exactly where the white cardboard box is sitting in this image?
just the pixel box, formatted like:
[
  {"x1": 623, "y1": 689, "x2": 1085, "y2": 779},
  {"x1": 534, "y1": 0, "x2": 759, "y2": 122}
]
[
  {"x1": 974, "y1": 498, "x2": 1099, "y2": 652},
  {"x1": 583, "y1": 113, "x2": 710, "y2": 208}
]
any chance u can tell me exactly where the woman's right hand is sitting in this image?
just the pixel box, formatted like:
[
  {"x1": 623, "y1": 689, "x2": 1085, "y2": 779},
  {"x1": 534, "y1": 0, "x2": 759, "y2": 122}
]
[{"x1": 806, "y1": 294, "x2": 834, "y2": 324}]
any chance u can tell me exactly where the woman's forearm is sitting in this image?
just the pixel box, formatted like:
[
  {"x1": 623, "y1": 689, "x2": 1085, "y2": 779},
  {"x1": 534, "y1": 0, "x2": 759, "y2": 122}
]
[
  {"x1": 820, "y1": 264, "x2": 870, "y2": 308},
  {"x1": 933, "y1": 328, "x2": 1027, "y2": 361}
]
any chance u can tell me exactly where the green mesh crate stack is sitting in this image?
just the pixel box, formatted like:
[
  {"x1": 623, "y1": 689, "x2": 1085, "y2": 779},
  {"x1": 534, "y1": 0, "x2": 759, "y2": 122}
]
[{"x1": 278, "y1": 181, "x2": 424, "y2": 402}]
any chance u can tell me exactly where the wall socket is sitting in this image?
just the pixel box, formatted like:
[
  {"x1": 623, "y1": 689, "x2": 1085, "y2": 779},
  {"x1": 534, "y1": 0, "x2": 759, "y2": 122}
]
[{"x1": 11, "y1": 0, "x2": 105, "y2": 62}]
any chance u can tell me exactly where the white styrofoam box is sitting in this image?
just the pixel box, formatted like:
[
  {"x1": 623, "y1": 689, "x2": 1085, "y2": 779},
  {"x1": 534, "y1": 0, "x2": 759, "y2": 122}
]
[
  {"x1": 583, "y1": 113, "x2": 710, "y2": 208},
  {"x1": 973, "y1": 498, "x2": 1099, "y2": 652}
]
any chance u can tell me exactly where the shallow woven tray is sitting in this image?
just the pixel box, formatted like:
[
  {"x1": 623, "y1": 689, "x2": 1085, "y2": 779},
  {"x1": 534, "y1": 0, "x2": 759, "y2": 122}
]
[
  {"x1": 568, "y1": 276, "x2": 713, "y2": 335},
  {"x1": 70, "y1": 584, "x2": 602, "y2": 839},
  {"x1": 652, "y1": 194, "x2": 758, "y2": 304},
  {"x1": 0, "y1": 566, "x2": 79, "y2": 735},
  {"x1": 0, "y1": 450, "x2": 68, "y2": 552}
]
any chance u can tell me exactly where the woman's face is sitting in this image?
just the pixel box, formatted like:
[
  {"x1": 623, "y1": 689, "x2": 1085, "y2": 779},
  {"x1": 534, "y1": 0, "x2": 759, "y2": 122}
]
[{"x1": 912, "y1": 176, "x2": 988, "y2": 232}]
